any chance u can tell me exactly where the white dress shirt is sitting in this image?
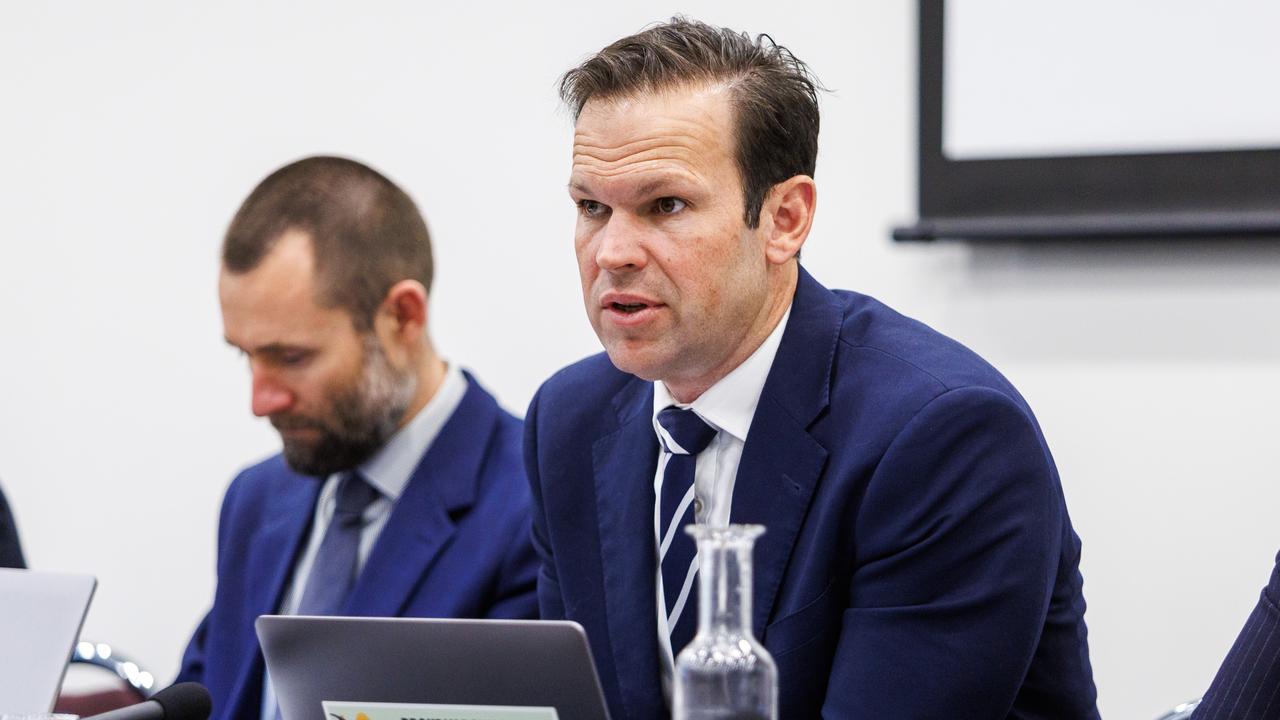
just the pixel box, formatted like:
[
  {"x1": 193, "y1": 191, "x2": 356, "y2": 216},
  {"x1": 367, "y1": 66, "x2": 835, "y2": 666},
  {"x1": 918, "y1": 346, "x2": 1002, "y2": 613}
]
[
  {"x1": 261, "y1": 361, "x2": 465, "y2": 720},
  {"x1": 651, "y1": 304, "x2": 792, "y2": 672}
]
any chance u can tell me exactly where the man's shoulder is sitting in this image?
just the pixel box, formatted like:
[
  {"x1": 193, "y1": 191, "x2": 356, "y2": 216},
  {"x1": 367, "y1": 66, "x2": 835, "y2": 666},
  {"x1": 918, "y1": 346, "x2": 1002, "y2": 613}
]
[
  {"x1": 530, "y1": 352, "x2": 643, "y2": 433},
  {"x1": 208, "y1": 452, "x2": 316, "y2": 543},
  {"x1": 222, "y1": 452, "x2": 303, "y2": 505},
  {"x1": 232, "y1": 452, "x2": 293, "y2": 483},
  {"x1": 457, "y1": 371, "x2": 525, "y2": 478},
  {"x1": 457, "y1": 369, "x2": 522, "y2": 433},
  {"x1": 828, "y1": 288, "x2": 1021, "y2": 400},
  {"x1": 537, "y1": 351, "x2": 638, "y2": 405}
]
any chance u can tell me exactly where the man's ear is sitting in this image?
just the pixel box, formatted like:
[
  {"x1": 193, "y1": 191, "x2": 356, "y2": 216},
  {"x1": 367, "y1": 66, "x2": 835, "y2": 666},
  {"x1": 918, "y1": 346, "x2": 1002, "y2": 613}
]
[
  {"x1": 759, "y1": 175, "x2": 816, "y2": 265},
  {"x1": 375, "y1": 279, "x2": 429, "y2": 357}
]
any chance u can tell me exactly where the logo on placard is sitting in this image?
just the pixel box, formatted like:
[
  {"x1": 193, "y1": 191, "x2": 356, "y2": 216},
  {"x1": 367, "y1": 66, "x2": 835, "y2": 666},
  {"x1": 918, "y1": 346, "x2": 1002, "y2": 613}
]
[{"x1": 328, "y1": 713, "x2": 370, "y2": 720}]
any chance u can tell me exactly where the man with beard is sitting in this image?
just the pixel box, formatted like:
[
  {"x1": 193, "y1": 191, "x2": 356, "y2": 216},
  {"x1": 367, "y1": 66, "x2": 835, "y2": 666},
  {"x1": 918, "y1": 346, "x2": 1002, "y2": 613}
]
[{"x1": 178, "y1": 156, "x2": 537, "y2": 720}]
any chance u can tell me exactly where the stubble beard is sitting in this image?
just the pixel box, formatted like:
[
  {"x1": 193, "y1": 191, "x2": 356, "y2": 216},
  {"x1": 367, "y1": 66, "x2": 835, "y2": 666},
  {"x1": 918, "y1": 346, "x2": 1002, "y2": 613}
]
[{"x1": 277, "y1": 335, "x2": 417, "y2": 478}]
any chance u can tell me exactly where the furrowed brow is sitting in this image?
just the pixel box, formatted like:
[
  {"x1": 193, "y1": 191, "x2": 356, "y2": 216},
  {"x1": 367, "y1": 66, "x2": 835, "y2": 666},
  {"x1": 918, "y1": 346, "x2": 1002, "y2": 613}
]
[{"x1": 633, "y1": 178, "x2": 674, "y2": 198}]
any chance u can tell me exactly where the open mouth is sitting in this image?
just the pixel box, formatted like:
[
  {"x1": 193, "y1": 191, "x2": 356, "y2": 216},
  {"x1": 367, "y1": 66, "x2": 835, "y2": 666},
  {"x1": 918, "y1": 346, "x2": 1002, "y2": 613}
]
[
  {"x1": 601, "y1": 293, "x2": 661, "y2": 323},
  {"x1": 611, "y1": 302, "x2": 649, "y2": 314}
]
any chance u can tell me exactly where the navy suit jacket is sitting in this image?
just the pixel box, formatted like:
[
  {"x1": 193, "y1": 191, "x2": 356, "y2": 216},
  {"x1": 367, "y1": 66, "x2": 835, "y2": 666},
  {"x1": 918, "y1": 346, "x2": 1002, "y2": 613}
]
[
  {"x1": 178, "y1": 374, "x2": 538, "y2": 720},
  {"x1": 1192, "y1": 552, "x2": 1280, "y2": 719},
  {"x1": 525, "y1": 269, "x2": 1098, "y2": 719}
]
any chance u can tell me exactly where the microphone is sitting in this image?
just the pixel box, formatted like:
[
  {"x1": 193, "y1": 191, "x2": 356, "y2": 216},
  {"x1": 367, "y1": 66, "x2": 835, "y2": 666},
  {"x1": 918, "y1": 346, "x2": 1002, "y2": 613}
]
[{"x1": 82, "y1": 682, "x2": 212, "y2": 720}]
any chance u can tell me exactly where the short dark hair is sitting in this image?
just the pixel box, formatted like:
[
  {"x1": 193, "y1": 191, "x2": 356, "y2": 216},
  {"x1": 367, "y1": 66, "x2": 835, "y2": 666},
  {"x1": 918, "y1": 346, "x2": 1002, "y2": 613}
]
[
  {"x1": 560, "y1": 17, "x2": 821, "y2": 228},
  {"x1": 222, "y1": 156, "x2": 433, "y2": 330}
]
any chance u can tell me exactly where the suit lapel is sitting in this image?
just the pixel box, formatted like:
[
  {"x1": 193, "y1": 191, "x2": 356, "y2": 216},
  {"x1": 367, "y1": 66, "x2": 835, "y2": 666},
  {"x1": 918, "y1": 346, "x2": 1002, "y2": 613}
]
[
  {"x1": 344, "y1": 375, "x2": 498, "y2": 616},
  {"x1": 592, "y1": 380, "x2": 665, "y2": 720},
  {"x1": 249, "y1": 476, "x2": 321, "y2": 615},
  {"x1": 730, "y1": 267, "x2": 840, "y2": 637},
  {"x1": 228, "y1": 471, "x2": 319, "y2": 717}
]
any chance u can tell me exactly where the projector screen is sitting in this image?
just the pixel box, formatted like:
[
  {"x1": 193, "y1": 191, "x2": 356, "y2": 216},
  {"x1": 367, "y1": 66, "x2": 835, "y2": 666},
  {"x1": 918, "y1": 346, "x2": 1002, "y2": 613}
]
[
  {"x1": 944, "y1": 0, "x2": 1280, "y2": 160},
  {"x1": 897, "y1": 0, "x2": 1280, "y2": 241}
]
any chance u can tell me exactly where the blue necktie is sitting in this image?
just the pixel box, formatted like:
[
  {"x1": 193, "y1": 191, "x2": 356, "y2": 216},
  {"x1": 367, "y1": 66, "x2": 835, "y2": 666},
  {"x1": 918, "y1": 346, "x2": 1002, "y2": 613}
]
[
  {"x1": 656, "y1": 406, "x2": 718, "y2": 661},
  {"x1": 294, "y1": 471, "x2": 380, "y2": 616}
]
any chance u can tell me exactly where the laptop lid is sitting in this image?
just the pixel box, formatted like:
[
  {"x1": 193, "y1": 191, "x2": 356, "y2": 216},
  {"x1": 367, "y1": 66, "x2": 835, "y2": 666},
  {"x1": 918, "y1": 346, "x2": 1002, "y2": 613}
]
[
  {"x1": 256, "y1": 616, "x2": 610, "y2": 720},
  {"x1": 0, "y1": 568, "x2": 97, "y2": 713}
]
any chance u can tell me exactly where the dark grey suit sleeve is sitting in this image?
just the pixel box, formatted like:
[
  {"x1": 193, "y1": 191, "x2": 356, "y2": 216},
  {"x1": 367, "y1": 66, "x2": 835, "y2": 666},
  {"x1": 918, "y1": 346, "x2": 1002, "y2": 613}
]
[
  {"x1": 0, "y1": 482, "x2": 26, "y2": 569},
  {"x1": 1193, "y1": 552, "x2": 1280, "y2": 719}
]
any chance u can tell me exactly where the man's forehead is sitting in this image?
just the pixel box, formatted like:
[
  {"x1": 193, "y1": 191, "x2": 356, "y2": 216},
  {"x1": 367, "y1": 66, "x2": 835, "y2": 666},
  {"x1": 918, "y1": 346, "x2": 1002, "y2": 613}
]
[
  {"x1": 574, "y1": 83, "x2": 734, "y2": 139},
  {"x1": 219, "y1": 233, "x2": 315, "y2": 307},
  {"x1": 218, "y1": 232, "x2": 355, "y2": 349},
  {"x1": 221, "y1": 290, "x2": 353, "y2": 354},
  {"x1": 570, "y1": 84, "x2": 736, "y2": 190}
]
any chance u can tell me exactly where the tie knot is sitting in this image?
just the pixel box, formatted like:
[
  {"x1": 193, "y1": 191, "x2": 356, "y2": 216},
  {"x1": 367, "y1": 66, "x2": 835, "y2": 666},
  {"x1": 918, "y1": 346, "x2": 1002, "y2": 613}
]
[
  {"x1": 333, "y1": 471, "x2": 380, "y2": 524},
  {"x1": 657, "y1": 406, "x2": 717, "y2": 455}
]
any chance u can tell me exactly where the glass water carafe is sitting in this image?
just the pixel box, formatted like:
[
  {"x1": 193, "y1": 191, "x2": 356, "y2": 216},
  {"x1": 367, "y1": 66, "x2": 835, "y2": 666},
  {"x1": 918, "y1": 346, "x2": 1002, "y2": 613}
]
[{"x1": 673, "y1": 524, "x2": 777, "y2": 720}]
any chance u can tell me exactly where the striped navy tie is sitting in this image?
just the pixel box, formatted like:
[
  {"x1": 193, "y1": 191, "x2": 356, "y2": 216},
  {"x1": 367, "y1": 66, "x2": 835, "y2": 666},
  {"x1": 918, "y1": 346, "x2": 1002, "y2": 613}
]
[{"x1": 656, "y1": 406, "x2": 718, "y2": 662}]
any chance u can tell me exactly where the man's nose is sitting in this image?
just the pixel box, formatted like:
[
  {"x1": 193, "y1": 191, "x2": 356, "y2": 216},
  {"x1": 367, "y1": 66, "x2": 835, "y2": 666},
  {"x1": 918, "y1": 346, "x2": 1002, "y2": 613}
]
[
  {"x1": 250, "y1": 372, "x2": 293, "y2": 417},
  {"x1": 594, "y1": 213, "x2": 648, "y2": 272}
]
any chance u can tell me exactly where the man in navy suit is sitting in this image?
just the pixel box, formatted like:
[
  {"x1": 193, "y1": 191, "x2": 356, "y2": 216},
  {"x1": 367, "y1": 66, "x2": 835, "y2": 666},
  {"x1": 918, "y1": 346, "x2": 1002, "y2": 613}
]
[
  {"x1": 525, "y1": 19, "x2": 1098, "y2": 718},
  {"x1": 1192, "y1": 552, "x2": 1280, "y2": 718},
  {"x1": 178, "y1": 157, "x2": 537, "y2": 720}
]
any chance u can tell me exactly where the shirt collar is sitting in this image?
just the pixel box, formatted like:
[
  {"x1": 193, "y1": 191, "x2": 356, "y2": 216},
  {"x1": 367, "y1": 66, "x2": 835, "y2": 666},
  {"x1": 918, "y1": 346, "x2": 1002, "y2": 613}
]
[
  {"x1": 652, "y1": 303, "x2": 793, "y2": 444},
  {"x1": 349, "y1": 361, "x2": 467, "y2": 502}
]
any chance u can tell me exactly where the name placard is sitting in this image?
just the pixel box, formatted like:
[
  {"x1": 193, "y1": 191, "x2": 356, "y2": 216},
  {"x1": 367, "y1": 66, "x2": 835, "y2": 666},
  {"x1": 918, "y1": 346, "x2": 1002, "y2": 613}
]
[{"x1": 322, "y1": 700, "x2": 559, "y2": 720}]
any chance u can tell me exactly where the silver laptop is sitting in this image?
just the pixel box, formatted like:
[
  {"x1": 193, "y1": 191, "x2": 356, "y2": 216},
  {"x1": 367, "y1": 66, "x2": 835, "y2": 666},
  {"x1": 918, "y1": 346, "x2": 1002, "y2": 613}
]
[
  {"x1": 0, "y1": 568, "x2": 97, "y2": 713},
  {"x1": 257, "y1": 616, "x2": 611, "y2": 720}
]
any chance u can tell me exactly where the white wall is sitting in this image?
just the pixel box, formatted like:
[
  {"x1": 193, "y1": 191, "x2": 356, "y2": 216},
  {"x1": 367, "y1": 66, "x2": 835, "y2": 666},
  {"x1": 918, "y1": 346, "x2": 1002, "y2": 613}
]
[{"x1": 2, "y1": 3, "x2": 1278, "y2": 717}]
